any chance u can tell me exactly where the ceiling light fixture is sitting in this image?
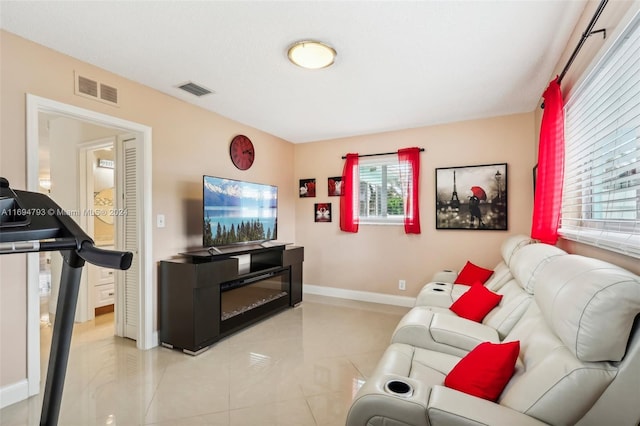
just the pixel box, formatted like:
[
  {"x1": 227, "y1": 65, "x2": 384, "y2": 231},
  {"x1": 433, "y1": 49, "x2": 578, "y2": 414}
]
[{"x1": 287, "y1": 40, "x2": 336, "y2": 69}]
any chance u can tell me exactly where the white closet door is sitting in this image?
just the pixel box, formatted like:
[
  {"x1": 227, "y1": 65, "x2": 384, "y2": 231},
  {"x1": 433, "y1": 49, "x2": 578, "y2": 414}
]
[{"x1": 122, "y1": 138, "x2": 139, "y2": 340}]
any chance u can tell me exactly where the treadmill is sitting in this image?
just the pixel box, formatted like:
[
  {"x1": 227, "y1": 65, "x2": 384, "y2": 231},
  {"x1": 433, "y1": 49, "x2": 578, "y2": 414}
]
[{"x1": 0, "y1": 177, "x2": 133, "y2": 426}]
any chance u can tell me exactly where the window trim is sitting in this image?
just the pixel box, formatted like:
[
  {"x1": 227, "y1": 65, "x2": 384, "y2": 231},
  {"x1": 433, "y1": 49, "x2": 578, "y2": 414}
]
[{"x1": 357, "y1": 155, "x2": 405, "y2": 225}]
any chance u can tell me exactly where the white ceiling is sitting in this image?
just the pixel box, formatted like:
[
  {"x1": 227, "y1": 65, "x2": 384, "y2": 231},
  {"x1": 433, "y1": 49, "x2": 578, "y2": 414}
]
[{"x1": 0, "y1": 1, "x2": 587, "y2": 143}]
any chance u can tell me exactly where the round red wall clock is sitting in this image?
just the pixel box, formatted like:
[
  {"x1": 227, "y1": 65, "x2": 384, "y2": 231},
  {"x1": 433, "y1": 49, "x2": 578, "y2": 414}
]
[{"x1": 229, "y1": 135, "x2": 254, "y2": 170}]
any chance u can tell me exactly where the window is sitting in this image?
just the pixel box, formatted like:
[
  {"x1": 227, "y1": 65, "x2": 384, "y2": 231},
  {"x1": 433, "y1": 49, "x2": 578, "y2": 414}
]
[
  {"x1": 560, "y1": 13, "x2": 640, "y2": 258},
  {"x1": 358, "y1": 156, "x2": 405, "y2": 224}
]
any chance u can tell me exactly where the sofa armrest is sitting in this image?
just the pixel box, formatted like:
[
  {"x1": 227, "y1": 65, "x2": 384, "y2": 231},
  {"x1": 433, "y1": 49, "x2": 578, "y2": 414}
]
[
  {"x1": 415, "y1": 282, "x2": 455, "y2": 308},
  {"x1": 346, "y1": 374, "x2": 430, "y2": 426},
  {"x1": 432, "y1": 270, "x2": 458, "y2": 283},
  {"x1": 391, "y1": 309, "x2": 499, "y2": 357},
  {"x1": 427, "y1": 386, "x2": 549, "y2": 426}
]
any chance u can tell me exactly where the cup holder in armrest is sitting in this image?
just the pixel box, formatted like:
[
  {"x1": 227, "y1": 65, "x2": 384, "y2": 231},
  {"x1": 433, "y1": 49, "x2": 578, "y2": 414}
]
[
  {"x1": 432, "y1": 288, "x2": 445, "y2": 292},
  {"x1": 384, "y1": 380, "x2": 413, "y2": 398}
]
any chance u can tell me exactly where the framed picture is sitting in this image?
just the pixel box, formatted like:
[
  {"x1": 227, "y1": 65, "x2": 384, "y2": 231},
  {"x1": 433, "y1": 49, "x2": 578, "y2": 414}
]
[
  {"x1": 299, "y1": 178, "x2": 316, "y2": 198},
  {"x1": 328, "y1": 176, "x2": 342, "y2": 196},
  {"x1": 314, "y1": 203, "x2": 332, "y2": 222},
  {"x1": 435, "y1": 163, "x2": 508, "y2": 230}
]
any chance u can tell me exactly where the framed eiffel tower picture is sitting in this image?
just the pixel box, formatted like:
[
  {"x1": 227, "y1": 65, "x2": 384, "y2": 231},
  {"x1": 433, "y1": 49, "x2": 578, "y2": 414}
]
[{"x1": 435, "y1": 163, "x2": 508, "y2": 230}]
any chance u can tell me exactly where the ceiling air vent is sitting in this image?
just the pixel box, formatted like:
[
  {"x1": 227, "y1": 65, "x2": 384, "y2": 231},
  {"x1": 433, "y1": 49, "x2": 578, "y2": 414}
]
[
  {"x1": 74, "y1": 71, "x2": 120, "y2": 107},
  {"x1": 178, "y1": 81, "x2": 213, "y2": 97}
]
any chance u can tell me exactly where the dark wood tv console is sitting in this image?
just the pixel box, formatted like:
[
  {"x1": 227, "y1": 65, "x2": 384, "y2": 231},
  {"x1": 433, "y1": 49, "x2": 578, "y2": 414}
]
[{"x1": 159, "y1": 243, "x2": 303, "y2": 355}]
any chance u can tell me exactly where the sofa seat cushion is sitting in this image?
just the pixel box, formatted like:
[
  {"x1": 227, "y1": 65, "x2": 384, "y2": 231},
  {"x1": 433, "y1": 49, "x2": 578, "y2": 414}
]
[
  {"x1": 409, "y1": 345, "x2": 461, "y2": 383},
  {"x1": 367, "y1": 342, "x2": 459, "y2": 386},
  {"x1": 391, "y1": 307, "x2": 500, "y2": 356},
  {"x1": 450, "y1": 283, "x2": 471, "y2": 300},
  {"x1": 483, "y1": 261, "x2": 513, "y2": 292},
  {"x1": 483, "y1": 278, "x2": 532, "y2": 339}
]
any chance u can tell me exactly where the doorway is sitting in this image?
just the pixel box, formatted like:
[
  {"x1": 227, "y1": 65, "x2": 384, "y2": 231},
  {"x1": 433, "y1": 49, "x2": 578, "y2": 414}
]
[
  {"x1": 81, "y1": 140, "x2": 117, "y2": 320},
  {"x1": 25, "y1": 94, "x2": 154, "y2": 398}
]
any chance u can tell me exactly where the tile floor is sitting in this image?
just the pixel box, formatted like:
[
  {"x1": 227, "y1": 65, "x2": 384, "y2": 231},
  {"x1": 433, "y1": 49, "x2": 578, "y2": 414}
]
[{"x1": 0, "y1": 295, "x2": 408, "y2": 426}]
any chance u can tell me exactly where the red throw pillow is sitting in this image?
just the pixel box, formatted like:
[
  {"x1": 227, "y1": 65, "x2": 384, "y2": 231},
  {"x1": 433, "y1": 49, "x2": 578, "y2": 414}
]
[
  {"x1": 444, "y1": 341, "x2": 520, "y2": 401},
  {"x1": 454, "y1": 261, "x2": 494, "y2": 285},
  {"x1": 449, "y1": 283, "x2": 503, "y2": 322}
]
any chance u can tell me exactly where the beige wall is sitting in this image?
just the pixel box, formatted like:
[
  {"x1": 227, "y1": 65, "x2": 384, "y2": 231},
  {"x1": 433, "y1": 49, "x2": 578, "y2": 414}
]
[
  {"x1": 295, "y1": 112, "x2": 536, "y2": 296},
  {"x1": 0, "y1": 31, "x2": 296, "y2": 389}
]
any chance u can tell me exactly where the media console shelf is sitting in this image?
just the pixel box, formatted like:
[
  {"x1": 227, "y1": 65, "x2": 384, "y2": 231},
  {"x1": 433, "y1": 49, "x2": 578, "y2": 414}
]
[{"x1": 159, "y1": 244, "x2": 303, "y2": 355}]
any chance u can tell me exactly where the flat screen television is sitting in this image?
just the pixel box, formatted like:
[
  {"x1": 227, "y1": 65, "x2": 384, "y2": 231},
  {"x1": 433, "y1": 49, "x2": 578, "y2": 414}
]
[{"x1": 203, "y1": 175, "x2": 278, "y2": 248}]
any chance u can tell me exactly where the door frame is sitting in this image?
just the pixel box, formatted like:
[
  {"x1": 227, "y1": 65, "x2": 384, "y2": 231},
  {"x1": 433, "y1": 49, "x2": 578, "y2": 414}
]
[{"x1": 25, "y1": 94, "x2": 154, "y2": 397}]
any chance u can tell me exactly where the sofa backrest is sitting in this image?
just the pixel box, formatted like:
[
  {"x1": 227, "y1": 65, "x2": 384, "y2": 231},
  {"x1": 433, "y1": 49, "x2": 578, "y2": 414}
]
[
  {"x1": 482, "y1": 243, "x2": 566, "y2": 338},
  {"x1": 509, "y1": 243, "x2": 566, "y2": 294},
  {"x1": 535, "y1": 255, "x2": 640, "y2": 362},
  {"x1": 501, "y1": 234, "x2": 537, "y2": 267},
  {"x1": 576, "y1": 315, "x2": 640, "y2": 426},
  {"x1": 498, "y1": 255, "x2": 640, "y2": 426},
  {"x1": 482, "y1": 280, "x2": 531, "y2": 339},
  {"x1": 484, "y1": 234, "x2": 537, "y2": 292}
]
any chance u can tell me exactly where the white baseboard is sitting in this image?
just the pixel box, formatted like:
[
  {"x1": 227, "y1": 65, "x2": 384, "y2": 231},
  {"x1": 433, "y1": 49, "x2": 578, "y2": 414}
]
[
  {"x1": 0, "y1": 379, "x2": 28, "y2": 409},
  {"x1": 303, "y1": 284, "x2": 416, "y2": 308}
]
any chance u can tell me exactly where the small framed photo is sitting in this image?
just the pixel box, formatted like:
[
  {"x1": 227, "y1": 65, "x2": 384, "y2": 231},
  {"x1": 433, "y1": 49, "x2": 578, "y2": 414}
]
[
  {"x1": 435, "y1": 163, "x2": 508, "y2": 230},
  {"x1": 328, "y1": 176, "x2": 342, "y2": 196},
  {"x1": 299, "y1": 178, "x2": 316, "y2": 197},
  {"x1": 314, "y1": 203, "x2": 332, "y2": 222}
]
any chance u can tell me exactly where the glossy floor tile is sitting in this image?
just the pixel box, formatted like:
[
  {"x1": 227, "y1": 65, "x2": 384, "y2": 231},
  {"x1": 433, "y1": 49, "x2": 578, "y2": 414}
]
[{"x1": 0, "y1": 294, "x2": 408, "y2": 426}]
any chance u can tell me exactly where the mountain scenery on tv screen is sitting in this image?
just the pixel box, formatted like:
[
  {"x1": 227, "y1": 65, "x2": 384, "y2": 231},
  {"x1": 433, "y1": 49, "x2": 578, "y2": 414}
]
[{"x1": 203, "y1": 177, "x2": 277, "y2": 246}]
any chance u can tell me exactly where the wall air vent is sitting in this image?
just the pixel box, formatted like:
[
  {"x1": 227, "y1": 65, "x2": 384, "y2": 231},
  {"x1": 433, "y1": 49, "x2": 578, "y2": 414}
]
[
  {"x1": 177, "y1": 81, "x2": 214, "y2": 97},
  {"x1": 74, "y1": 71, "x2": 120, "y2": 107},
  {"x1": 78, "y1": 76, "x2": 98, "y2": 97},
  {"x1": 100, "y1": 83, "x2": 118, "y2": 104}
]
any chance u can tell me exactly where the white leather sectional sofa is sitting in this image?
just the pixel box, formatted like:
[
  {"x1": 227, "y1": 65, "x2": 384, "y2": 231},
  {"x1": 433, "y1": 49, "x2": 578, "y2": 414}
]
[
  {"x1": 346, "y1": 236, "x2": 640, "y2": 426},
  {"x1": 392, "y1": 241, "x2": 567, "y2": 357}
]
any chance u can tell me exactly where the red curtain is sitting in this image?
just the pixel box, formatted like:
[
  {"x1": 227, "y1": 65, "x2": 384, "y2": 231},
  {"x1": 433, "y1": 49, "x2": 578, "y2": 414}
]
[
  {"x1": 532, "y1": 78, "x2": 565, "y2": 244},
  {"x1": 340, "y1": 153, "x2": 359, "y2": 233},
  {"x1": 398, "y1": 147, "x2": 421, "y2": 234}
]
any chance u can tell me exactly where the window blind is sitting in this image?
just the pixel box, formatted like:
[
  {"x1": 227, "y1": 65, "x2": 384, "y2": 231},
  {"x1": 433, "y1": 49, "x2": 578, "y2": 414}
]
[
  {"x1": 560, "y1": 13, "x2": 640, "y2": 258},
  {"x1": 358, "y1": 156, "x2": 404, "y2": 222}
]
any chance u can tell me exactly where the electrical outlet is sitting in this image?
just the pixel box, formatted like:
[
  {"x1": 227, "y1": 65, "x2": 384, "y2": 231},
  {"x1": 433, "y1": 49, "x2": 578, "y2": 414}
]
[{"x1": 398, "y1": 279, "x2": 406, "y2": 291}]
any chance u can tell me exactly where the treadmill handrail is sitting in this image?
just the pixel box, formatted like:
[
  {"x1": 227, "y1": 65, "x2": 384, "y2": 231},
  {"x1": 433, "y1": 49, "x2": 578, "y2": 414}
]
[
  {"x1": 1, "y1": 179, "x2": 132, "y2": 271},
  {"x1": 79, "y1": 241, "x2": 132, "y2": 270},
  {"x1": 54, "y1": 209, "x2": 132, "y2": 270}
]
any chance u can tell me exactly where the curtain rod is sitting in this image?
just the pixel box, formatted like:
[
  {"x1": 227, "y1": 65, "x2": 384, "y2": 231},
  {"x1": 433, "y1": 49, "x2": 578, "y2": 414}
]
[
  {"x1": 540, "y1": 0, "x2": 608, "y2": 109},
  {"x1": 341, "y1": 148, "x2": 424, "y2": 160},
  {"x1": 557, "y1": 0, "x2": 609, "y2": 85}
]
